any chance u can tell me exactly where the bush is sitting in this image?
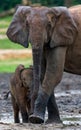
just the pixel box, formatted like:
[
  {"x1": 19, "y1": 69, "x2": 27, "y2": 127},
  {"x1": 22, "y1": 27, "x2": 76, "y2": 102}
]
[
  {"x1": 1, "y1": 0, "x2": 81, "y2": 13},
  {"x1": 0, "y1": 0, "x2": 22, "y2": 12}
]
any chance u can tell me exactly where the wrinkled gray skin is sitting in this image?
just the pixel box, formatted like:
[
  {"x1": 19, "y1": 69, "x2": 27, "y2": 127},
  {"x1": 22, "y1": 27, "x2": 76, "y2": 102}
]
[{"x1": 7, "y1": 5, "x2": 81, "y2": 123}]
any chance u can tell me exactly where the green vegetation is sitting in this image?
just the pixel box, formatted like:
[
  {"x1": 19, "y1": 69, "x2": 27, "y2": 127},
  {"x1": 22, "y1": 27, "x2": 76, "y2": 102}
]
[
  {"x1": 0, "y1": 58, "x2": 33, "y2": 72},
  {"x1": 0, "y1": 0, "x2": 22, "y2": 12},
  {"x1": 0, "y1": 39, "x2": 26, "y2": 49},
  {"x1": 0, "y1": 0, "x2": 81, "y2": 12},
  {"x1": 0, "y1": 16, "x2": 32, "y2": 72}
]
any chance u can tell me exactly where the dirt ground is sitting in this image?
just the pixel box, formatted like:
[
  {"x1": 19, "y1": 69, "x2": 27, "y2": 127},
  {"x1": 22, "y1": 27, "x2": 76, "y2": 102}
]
[
  {"x1": 0, "y1": 50, "x2": 81, "y2": 129},
  {"x1": 0, "y1": 72, "x2": 81, "y2": 129},
  {"x1": 0, "y1": 49, "x2": 32, "y2": 59}
]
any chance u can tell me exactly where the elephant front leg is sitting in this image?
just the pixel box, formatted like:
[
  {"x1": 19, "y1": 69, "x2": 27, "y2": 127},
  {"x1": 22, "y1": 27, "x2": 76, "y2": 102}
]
[
  {"x1": 29, "y1": 89, "x2": 49, "y2": 124},
  {"x1": 46, "y1": 93, "x2": 61, "y2": 123},
  {"x1": 41, "y1": 47, "x2": 67, "y2": 123},
  {"x1": 41, "y1": 57, "x2": 61, "y2": 123},
  {"x1": 29, "y1": 47, "x2": 67, "y2": 124}
]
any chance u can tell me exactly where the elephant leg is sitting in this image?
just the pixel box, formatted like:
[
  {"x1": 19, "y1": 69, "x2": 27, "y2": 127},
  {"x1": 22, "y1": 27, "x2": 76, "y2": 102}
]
[
  {"x1": 41, "y1": 56, "x2": 61, "y2": 123},
  {"x1": 42, "y1": 47, "x2": 67, "y2": 95},
  {"x1": 20, "y1": 105, "x2": 29, "y2": 123},
  {"x1": 29, "y1": 47, "x2": 67, "y2": 124},
  {"x1": 29, "y1": 89, "x2": 49, "y2": 124},
  {"x1": 11, "y1": 94, "x2": 20, "y2": 123},
  {"x1": 46, "y1": 93, "x2": 61, "y2": 123},
  {"x1": 27, "y1": 100, "x2": 31, "y2": 115},
  {"x1": 30, "y1": 53, "x2": 48, "y2": 123}
]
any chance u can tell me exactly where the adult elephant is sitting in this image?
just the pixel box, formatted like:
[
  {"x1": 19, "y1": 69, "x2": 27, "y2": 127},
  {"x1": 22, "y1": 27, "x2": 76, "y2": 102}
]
[{"x1": 7, "y1": 5, "x2": 81, "y2": 124}]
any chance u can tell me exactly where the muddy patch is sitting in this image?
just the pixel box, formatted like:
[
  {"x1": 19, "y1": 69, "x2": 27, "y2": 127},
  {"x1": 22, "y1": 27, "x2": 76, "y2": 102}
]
[{"x1": 0, "y1": 72, "x2": 81, "y2": 129}]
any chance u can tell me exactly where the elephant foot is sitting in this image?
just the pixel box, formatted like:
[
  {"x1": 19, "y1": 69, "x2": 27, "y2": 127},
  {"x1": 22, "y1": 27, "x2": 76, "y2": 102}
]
[
  {"x1": 29, "y1": 90, "x2": 49, "y2": 124},
  {"x1": 45, "y1": 118, "x2": 62, "y2": 124},
  {"x1": 29, "y1": 114, "x2": 44, "y2": 124}
]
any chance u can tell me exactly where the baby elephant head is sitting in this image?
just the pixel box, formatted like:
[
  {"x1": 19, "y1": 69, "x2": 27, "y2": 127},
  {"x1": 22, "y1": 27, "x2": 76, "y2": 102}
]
[
  {"x1": 15, "y1": 64, "x2": 33, "y2": 89},
  {"x1": 16, "y1": 64, "x2": 33, "y2": 97},
  {"x1": 20, "y1": 66, "x2": 33, "y2": 89}
]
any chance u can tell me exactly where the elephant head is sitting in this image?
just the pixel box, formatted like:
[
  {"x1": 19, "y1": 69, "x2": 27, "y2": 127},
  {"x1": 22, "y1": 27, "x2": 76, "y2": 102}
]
[{"x1": 7, "y1": 6, "x2": 77, "y2": 108}]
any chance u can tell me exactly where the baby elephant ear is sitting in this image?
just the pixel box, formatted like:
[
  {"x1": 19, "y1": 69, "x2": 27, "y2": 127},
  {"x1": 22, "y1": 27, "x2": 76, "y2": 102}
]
[
  {"x1": 15, "y1": 64, "x2": 25, "y2": 87},
  {"x1": 6, "y1": 6, "x2": 31, "y2": 48},
  {"x1": 50, "y1": 7, "x2": 77, "y2": 48}
]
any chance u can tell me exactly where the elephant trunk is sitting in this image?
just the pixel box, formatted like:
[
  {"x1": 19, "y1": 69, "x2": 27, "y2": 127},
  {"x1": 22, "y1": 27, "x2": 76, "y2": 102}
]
[
  {"x1": 33, "y1": 48, "x2": 42, "y2": 92},
  {"x1": 29, "y1": 21, "x2": 44, "y2": 113},
  {"x1": 31, "y1": 47, "x2": 42, "y2": 114}
]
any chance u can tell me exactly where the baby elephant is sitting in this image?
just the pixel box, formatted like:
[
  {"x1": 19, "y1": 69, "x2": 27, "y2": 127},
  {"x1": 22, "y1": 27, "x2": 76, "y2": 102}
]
[{"x1": 10, "y1": 64, "x2": 33, "y2": 123}]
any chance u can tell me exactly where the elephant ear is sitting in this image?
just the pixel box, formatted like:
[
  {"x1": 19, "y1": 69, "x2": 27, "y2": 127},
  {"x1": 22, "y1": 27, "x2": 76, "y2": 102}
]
[
  {"x1": 14, "y1": 64, "x2": 25, "y2": 87},
  {"x1": 6, "y1": 6, "x2": 31, "y2": 48},
  {"x1": 50, "y1": 7, "x2": 78, "y2": 48}
]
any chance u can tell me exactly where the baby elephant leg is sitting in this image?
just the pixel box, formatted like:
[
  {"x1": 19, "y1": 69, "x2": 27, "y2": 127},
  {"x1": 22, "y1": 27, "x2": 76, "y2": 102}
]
[
  {"x1": 46, "y1": 93, "x2": 61, "y2": 123},
  {"x1": 11, "y1": 94, "x2": 20, "y2": 123},
  {"x1": 20, "y1": 105, "x2": 29, "y2": 123}
]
